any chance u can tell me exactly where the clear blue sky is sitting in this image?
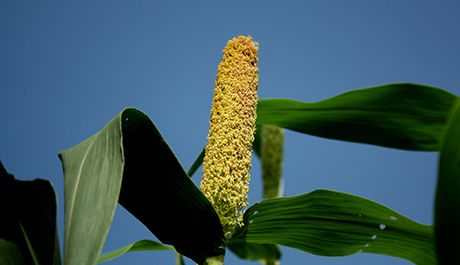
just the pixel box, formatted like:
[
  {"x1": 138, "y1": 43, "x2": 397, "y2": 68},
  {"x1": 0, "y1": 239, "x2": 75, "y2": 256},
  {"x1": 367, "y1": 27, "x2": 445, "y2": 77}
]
[{"x1": 1, "y1": 1, "x2": 460, "y2": 265}]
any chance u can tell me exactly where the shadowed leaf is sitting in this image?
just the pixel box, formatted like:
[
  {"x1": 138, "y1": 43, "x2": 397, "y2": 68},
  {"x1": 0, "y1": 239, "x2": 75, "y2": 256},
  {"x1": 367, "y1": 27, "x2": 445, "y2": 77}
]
[
  {"x1": 0, "y1": 239, "x2": 26, "y2": 265},
  {"x1": 434, "y1": 99, "x2": 460, "y2": 265},
  {"x1": 0, "y1": 162, "x2": 61, "y2": 265},
  {"x1": 253, "y1": 125, "x2": 262, "y2": 158}
]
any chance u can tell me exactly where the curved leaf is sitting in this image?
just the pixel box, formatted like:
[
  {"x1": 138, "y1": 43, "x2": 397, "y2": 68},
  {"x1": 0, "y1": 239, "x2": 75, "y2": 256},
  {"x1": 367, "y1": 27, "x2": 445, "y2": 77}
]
[
  {"x1": 233, "y1": 189, "x2": 435, "y2": 265},
  {"x1": 118, "y1": 109, "x2": 225, "y2": 263},
  {"x1": 59, "y1": 108, "x2": 225, "y2": 265},
  {"x1": 59, "y1": 111, "x2": 125, "y2": 265},
  {"x1": 0, "y1": 162, "x2": 61, "y2": 265},
  {"x1": 434, "y1": 99, "x2": 460, "y2": 265},
  {"x1": 98, "y1": 239, "x2": 173, "y2": 263},
  {"x1": 257, "y1": 83, "x2": 457, "y2": 151}
]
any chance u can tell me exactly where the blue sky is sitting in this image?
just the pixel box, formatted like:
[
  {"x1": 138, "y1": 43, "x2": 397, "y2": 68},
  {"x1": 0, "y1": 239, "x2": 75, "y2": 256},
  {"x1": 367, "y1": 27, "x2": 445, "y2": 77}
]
[{"x1": 1, "y1": 1, "x2": 460, "y2": 265}]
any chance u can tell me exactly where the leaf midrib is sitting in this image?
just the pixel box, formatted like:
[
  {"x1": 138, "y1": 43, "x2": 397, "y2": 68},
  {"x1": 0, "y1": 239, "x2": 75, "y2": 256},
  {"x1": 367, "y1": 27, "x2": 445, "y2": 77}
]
[{"x1": 64, "y1": 132, "x2": 99, "y2": 255}]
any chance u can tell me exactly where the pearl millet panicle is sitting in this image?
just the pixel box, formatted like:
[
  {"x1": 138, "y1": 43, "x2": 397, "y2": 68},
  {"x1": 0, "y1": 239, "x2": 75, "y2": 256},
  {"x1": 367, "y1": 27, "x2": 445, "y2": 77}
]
[{"x1": 200, "y1": 36, "x2": 259, "y2": 238}]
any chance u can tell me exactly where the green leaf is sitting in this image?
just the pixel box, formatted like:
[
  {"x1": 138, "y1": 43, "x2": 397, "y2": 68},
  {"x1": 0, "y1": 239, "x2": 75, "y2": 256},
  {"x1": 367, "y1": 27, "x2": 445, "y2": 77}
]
[
  {"x1": 227, "y1": 240, "x2": 281, "y2": 264},
  {"x1": 257, "y1": 83, "x2": 457, "y2": 151},
  {"x1": 253, "y1": 125, "x2": 262, "y2": 158},
  {"x1": 19, "y1": 223, "x2": 40, "y2": 265},
  {"x1": 59, "y1": 111, "x2": 125, "y2": 265},
  {"x1": 175, "y1": 251, "x2": 186, "y2": 265},
  {"x1": 233, "y1": 189, "x2": 435, "y2": 265},
  {"x1": 0, "y1": 239, "x2": 26, "y2": 265},
  {"x1": 0, "y1": 161, "x2": 61, "y2": 265},
  {"x1": 187, "y1": 147, "x2": 205, "y2": 178},
  {"x1": 168, "y1": 152, "x2": 210, "y2": 265},
  {"x1": 434, "y1": 99, "x2": 460, "y2": 265},
  {"x1": 98, "y1": 239, "x2": 173, "y2": 263},
  {"x1": 59, "y1": 108, "x2": 225, "y2": 265}
]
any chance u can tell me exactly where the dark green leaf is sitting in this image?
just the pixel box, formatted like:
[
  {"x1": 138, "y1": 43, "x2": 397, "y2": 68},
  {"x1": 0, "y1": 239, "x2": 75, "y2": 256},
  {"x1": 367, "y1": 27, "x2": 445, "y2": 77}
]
[
  {"x1": 253, "y1": 125, "x2": 262, "y2": 158},
  {"x1": 257, "y1": 83, "x2": 456, "y2": 151},
  {"x1": 227, "y1": 240, "x2": 281, "y2": 263},
  {"x1": 434, "y1": 99, "x2": 460, "y2": 265},
  {"x1": 233, "y1": 189, "x2": 435, "y2": 265},
  {"x1": 0, "y1": 239, "x2": 26, "y2": 265},
  {"x1": 59, "y1": 108, "x2": 225, "y2": 265},
  {"x1": 0, "y1": 161, "x2": 61, "y2": 265},
  {"x1": 119, "y1": 109, "x2": 225, "y2": 263},
  {"x1": 187, "y1": 147, "x2": 205, "y2": 178},
  {"x1": 98, "y1": 239, "x2": 173, "y2": 263}
]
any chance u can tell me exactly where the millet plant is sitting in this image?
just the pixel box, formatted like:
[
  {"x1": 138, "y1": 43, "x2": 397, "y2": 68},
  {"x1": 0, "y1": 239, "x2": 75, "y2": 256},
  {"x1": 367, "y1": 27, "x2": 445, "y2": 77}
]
[{"x1": 1, "y1": 36, "x2": 459, "y2": 265}]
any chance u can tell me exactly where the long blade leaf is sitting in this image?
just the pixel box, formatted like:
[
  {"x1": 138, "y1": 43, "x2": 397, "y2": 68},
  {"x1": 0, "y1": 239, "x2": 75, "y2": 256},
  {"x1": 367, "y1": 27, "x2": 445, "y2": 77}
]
[
  {"x1": 257, "y1": 83, "x2": 456, "y2": 151},
  {"x1": 233, "y1": 189, "x2": 435, "y2": 265},
  {"x1": 59, "y1": 111, "x2": 125, "y2": 265},
  {"x1": 98, "y1": 239, "x2": 173, "y2": 263},
  {"x1": 434, "y1": 99, "x2": 460, "y2": 265}
]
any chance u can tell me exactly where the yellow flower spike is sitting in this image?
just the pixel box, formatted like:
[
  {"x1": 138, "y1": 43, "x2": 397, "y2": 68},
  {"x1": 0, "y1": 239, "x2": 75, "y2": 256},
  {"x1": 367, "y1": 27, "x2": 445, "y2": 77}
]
[{"x1": 200, "y1": 36, "x2": 259, "y2": 238}]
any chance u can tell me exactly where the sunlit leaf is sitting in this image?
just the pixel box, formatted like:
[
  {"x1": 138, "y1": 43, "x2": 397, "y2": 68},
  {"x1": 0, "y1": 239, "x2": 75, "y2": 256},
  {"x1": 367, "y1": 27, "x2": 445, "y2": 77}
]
[
  {"x1": 98, "y1": 239, "x2": 173, "y2": 264},
  {"x1": 59, "y1": 111, "x2": 125, "y2": 265},
  {"x1": 257, "y1": 83, "x2": 456, "y2": 151},
  {"x1": 234, "y1": 189, "x2": 435, "y2": 265}
]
